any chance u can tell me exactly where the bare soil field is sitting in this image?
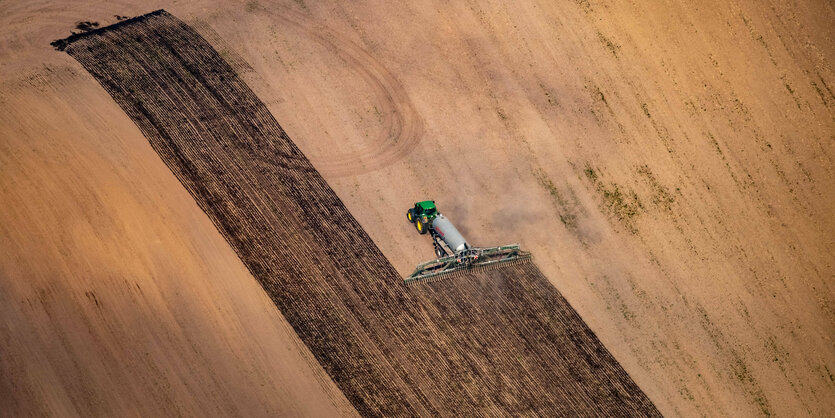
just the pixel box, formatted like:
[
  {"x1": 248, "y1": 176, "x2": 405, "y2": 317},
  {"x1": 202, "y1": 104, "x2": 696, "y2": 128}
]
[
  {"x1": 1, "y1": 0, "x2": 833, "y2": 416},
  {"x1": 48, "y1": 11, "x2": 659, "y2": 415}
]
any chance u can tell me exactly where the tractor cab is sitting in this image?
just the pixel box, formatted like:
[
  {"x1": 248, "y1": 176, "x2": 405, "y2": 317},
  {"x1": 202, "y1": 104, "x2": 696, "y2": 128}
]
[
  {"x1": 406, "y1": 200, "x2": 437, "y2": 235},
  {"x1": 414, "y1": 201, "x2": 437, "y2": 218}
]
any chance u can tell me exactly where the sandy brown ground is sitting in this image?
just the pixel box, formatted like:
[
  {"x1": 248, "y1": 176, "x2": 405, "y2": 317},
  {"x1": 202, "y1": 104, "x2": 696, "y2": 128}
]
[
  {"x1": 0, "y1": 2, "x2": 357, "y2": 416},
  {"x1": 1, "y1": 0, "x2": 833, "y2": 416}
]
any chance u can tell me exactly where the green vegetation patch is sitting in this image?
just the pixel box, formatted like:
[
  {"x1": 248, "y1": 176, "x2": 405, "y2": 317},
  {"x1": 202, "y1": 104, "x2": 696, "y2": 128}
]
[
  {"x1": 534, "y1": 169, "x2": 578, "y2": 231},
  {"x1": 584, "y1": 163, "x2": 643, "y2": 232}
]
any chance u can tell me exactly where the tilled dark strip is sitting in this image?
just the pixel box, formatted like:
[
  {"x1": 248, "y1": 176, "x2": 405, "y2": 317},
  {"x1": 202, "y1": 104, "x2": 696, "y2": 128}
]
[{"x1": 53, "y1": 10, "x2": 661, "y2": 416}]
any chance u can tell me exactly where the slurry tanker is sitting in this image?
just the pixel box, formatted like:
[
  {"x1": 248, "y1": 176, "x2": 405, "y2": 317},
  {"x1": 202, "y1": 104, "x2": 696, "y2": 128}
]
[{"x1": 404, "y1": 200, "x2": 531, "y2": 285}]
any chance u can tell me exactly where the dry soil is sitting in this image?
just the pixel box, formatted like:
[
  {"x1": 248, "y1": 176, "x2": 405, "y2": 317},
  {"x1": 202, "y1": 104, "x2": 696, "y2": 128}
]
[{"x1": 1, "y1": 0, "x2": 833, "y2": 416}]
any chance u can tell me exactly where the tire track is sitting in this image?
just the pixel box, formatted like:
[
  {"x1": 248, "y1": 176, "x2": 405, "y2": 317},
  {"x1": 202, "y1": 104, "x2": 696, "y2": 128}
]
[
  {"x1": 53, "y1": 10, "x2": 660, "y2": 416},
  {"x1": 270, "y1": 7, "x2": 423, "y2": 178}
]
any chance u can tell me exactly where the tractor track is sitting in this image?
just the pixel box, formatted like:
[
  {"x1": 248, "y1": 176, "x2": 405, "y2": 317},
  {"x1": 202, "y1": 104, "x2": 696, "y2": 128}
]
[
  {"x1": 53, "y1": 10, "x2": 660, "y2": 416},
  {"x1": 269, "y1": 7, "x2": 424, "y2": 178}
]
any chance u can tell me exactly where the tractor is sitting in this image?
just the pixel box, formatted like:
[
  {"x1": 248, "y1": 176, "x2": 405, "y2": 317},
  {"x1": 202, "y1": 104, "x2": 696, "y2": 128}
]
[{"x1": 406, "y1": 200, "x2": 437, "y2": 236}]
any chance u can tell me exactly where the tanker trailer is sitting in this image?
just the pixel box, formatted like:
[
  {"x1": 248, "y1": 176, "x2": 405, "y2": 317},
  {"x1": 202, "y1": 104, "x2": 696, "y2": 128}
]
[{"x1": 405, "y1": 200, "x2": 531, "y2": 285}]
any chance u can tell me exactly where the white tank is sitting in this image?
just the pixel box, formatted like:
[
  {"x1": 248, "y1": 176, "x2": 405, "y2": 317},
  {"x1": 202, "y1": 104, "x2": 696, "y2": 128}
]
[{"x1": 431, "y1": 214, "x2": 469, "y2": 253}]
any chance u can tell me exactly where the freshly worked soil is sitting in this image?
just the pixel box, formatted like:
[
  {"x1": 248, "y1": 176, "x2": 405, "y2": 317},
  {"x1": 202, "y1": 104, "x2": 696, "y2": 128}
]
[{"x1": 54, "y1": 10, "x2": 659, "y2": 416}]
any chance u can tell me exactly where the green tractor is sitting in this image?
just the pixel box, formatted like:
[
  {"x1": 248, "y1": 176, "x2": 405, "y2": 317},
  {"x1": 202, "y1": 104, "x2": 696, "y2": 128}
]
[{"x1": 406, "y1": 200, "x2": 438, "y2": 235}]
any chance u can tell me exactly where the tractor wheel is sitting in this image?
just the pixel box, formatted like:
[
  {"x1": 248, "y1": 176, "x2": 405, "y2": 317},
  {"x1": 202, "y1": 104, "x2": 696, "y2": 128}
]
[
  {"x1": 406, "y1": 209, "x2": 415, "y2": 223},
  {"x1": 416, "y1": 219, "x2": 427, "y2": 234}
]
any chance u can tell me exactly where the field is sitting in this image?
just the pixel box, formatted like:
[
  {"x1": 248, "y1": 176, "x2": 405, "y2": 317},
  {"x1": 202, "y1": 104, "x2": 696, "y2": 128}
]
[
  {"x1": 1, "y1": 0, "x2": 833, "y2": 416},
  {"x1": 49, "y1": 11, "x2": 659, "y2": 415}
]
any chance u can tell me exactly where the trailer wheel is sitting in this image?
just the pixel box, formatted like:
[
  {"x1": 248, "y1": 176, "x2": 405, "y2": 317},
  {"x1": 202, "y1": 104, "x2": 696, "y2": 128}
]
[
  {"x1": 435, "y1": 246, "x2": 445, "y2": 257},
  {"x1": 406, "y1": 209, "x2": 415, "y2": 223},
  {"x1": 416, "y1": 219, "x2": 427, "y2": 234}
]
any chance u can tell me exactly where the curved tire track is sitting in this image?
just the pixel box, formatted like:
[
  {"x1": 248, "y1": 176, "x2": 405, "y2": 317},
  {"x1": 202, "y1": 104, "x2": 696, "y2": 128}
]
[{"x1": 271, "y1": 7, "x2": 423, "y2": 178}]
